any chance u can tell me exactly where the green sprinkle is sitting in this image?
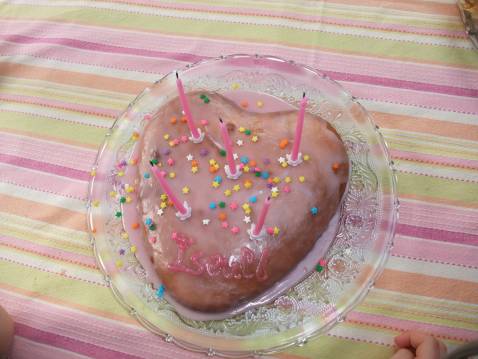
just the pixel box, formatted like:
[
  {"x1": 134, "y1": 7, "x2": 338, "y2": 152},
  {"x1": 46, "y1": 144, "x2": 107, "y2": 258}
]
[
  {"x1": 150, "y1": 158, "x2": 159, "y2": 165},
  {"x1": 204, "y1": 98, "x2": 210, "y2": 104},
  {"x1": 149, "y1": 224, "x2": 156, "y2": 231},
  {"x1": 218, "y1": 201, "x2": 226, "y2": 208},
  {"x1": 115, "y1": 211, "x2": 122, "y2": 218},
  {"x1": 120, "y1": 197, "x2": 126, "y2": 203},
  {"x1": 255, "y1": 171, "x2": 261, "y2": 177},
  {"x1": 245, "y1": 129, "x2": 252, "y2": 135},
  {"x1": 199, "y1": 94, "x2": 206, "y2": 99},
  {"x1": 315, "y1": 264, "x2": 323, "y2": 272},
  {"x1": 219, "y1": 149, "x2": 227, "y2": 157}
]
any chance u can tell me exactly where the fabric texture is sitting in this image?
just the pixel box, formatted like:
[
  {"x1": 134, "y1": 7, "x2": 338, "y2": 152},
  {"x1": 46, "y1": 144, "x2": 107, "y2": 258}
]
[{"x1": 0, "y1": 1, "x2": 477, "y2": 358}]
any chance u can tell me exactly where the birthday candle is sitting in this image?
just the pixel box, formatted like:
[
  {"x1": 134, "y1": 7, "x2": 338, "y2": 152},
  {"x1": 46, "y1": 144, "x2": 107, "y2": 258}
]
[
  {"x1": 150, "y1": 163, "x2": 187, "y2": 215},
  {"x1": 176, "y1": 72, "x2": 200, "y2": 140},
  {"x1": 219, "y1": 118, "x2": 237, "y2": 176},
  {"x1": 291, "y1": 92, "x2": 307, "y2": 162},
  {"x1": 253, "y1": 196, "x2": 271, "y2": 236}
]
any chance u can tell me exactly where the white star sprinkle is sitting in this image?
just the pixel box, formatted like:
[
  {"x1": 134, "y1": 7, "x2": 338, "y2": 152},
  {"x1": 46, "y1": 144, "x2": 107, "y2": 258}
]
[
  {"x1": 202, "y1": 218, "x2": 211, "y2": 225},
  {"x1": 278, "y1": 157, "x2": 285, "y2": 163},
  {"x1": 236, "y1": 139, "x2": 243, "y2": 146},
  {"x1": 157, "y1": 208, "x2": 164, "y2": 216},
  {"x1": 186, "y1": 154, "x2": 194, "y2": 161},
  {"x1": 271, "y1": 187, "x2": 279, "y2": 193},
  {"x1": 233, "y1": 153, "x2": 239, "y2": 160},
  {"x1": 243, "y1": 216, "x2": 251, "y2": 224}
]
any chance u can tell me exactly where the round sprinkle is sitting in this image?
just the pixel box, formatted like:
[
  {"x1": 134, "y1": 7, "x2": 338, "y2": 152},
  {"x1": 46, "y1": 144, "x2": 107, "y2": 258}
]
[
  {"x1": 231, "y1": 83, "x2": 240, "y2": 90},
  {"x1": 130, "y1": 245, "x2": 137, "y2": 253},
  {"x1": 170, "y1": 117, "x2": 177, "y2": 124},
  {"x1": 263, "y1": 158, "x2": 271, "y2": 165},
  {"x1": 315, "y1": 264, "x2": 324, "y2": 272},
  {"x1": 272, "y1": 176, "x2": 280, "y2": 184},
  {"x1": 244, "y1": 129, "x2": 252, "y2": 136},
  {"x1": 261, "y1": 171, "x2": 270, "y2": 179},
  {"x1": 319, "y1": 259, "x2": 327, "y2": 266},
  {"x1": 249, "y1": 195, "x2": 257, "y2": 203},
  {"x1": 279, "y1": 139, "x2": 289, "y2": 149},
  {"x1": 209, "y1": 202, "x2": 217, "y2": 210},
  {"x1": 132, "y1": 223, "x2": 140, "y2": 229},
  {"x1": 144, "y1": 172, "x2": 151, "y2": 179},
  {"x1": 267, "y1": 227, "x2": 274, "y2": 235},
  {"x1": 240, "y1": 156, "x2": 249, "y2": 164},
  {"x1": 209, "y1": 166, "x2": 218, "y2": 174},
  {"x1": 167, "y1": 158, "x2": 175, "y2": 166},
  {"x1": 200, "y1": 148, "x2": 209, "y2": 157},
  {"x1": 218, "y1": 212, "x2": 227, "y2": 221},
  {"x1": 90, "y1": 169, "x2": 96, "y2": 177},
  {"x1": 285, "y1": 176, "x2": 292, "y2": 183},
  {"x1": 332, "y1": 163, "x2": 340, "y2": 172},
  {"x1": 151, "y1": 158, "x2": 159, "y2": 165},
  {"x1": 181, "y1": 116, "x2": 188, "y2": 123},
  {"x1": 218, "y1": 201, "x2": 226, "y2": 208},
  {"x1": 204, "y1": 98, "x2": 210, "y2": 104},
  {"x1": 303, "y1": 154, "x2": 310, "y2": 161},
  {"x1": 168, "y1": 172, "x2": 176, "y2": 179},
  {"x1": 149, "y1": 237, "x2": 157, "y2": 244},
  {"x1": 221, "y1": 221, "x2": 229, "y2": 229},
  {"x1": 240, "y1": 100, "x2": 248, "y2": 108},
  {"x1": 255, "y1": 171, "x2": 261, "y2": 177},
  {"x1": 230, "y1": 202, "x2": 238, "y2": 210},
  {"x1": 243, "y1": 179, "x2": 253, "y2": 189},
  {"x1": 120, "y1": 231, "x2": 129, "y2": 240},
  {"x1": 162, "y1": 148, "x2": 171, "y2": 156},
  {"x1": 163, "y1": 134, "x2": 170, "y2": 140},
  {"x1": 156, "y1": 285, "x2": 165, "y2": 298},
  {"x1": 249, "y1": 160, "x2": 257, "y2": 167},
  {"x1": 120, "y1": 197, "x2": 126, "y2": 203},
  {"x1": 214, "y1": 175, "x2": 222, "y2": 183},
  {"x1": 239, "y1": 127, "x2": 246, "y2": 133},
  {"x1": 311, "y1": 207, "x2": 318, "y2": 215},
  {"x1": 149, "y1": 224, "x2": 156, "y2": 231},
  {"x1": 115, "y1": 211, "x2": 122, "y2": 218},
  {"x1": 219, "y1": 149, "x2": 226, "y2": 157},
  {"x1": 201, "y1": 119, "x2": 209, "y2": 126},
  {"x1": 116, "y1": 260, "x2": 123, "y2": 268},
  {"x1": 231, "y1": 226, "x2": 240, "y2": 234},
  {"x1": 256, "y1": 100, "x2": 263, "y2": 108}
]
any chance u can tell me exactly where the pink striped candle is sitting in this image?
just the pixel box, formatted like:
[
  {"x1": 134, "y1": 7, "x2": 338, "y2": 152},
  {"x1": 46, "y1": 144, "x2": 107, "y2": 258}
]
[
  {"x1": 253, "y1": 196, "x2": 271, "y2": 236},
  {"x1": 291, "y1": 92, "x2": 307, "y2": 162},
  {"x1": 176, "y1": 72, "x2": 200, "y2": 140},
  {"x1": 150, "y1": 163, "x2": 187, "y2": 215},
  {"x1": 219, "y1": 118, "x2": 238, "y2": 176}
]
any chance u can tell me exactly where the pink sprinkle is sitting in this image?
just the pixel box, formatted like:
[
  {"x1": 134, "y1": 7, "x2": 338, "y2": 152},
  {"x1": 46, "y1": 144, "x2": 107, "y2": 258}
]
[
  {"x1": 267, "y1": 227, "x2": 274, "y2": 235},
  {"x1": 173, "y1": 138, "x2": 180, "y2": 145},
  {"x1": 180, "y1": 135, "x2": 188, "y2": 143},
  {"x1": 239, "y1": 163, "x2": 245, "y2": 170},
  {"x1": 319, "y1": 259, "x2": 327, "y2": 266},
  {"x1": 231, "y1": 226, "x2": 240, "y2": 234},
  {"x1": 221, "y1": 221, "x2": 229, "y2": 229},
  {"x1": 172, "y1": 232, "x2": 178, "y2": 240},
  {"x1": 144, "y1": 113, "x2": 153, "y2": 121},
  {"x1": 254, "y1": 167, "x2": 261, "y2": 173},
  {"x1": 149, "y1": 237, "x2": 157, "y2": 244},
  {"x1": 229, "y1": 202, "x2": 238, "y2": 211},
  {"x1": 167, "y1": 158, "x2": 175, "y2": 166},
  {"x1": 283, "y1": 185, "x2": 291, "y2": 193},
  {"x1": 201, "y1": 119, "x2": 209, "y2": 126}
]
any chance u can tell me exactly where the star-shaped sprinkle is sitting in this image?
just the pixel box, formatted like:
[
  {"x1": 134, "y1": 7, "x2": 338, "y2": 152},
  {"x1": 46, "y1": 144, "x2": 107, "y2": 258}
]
[
  {"x1": 121, "y1": 231, "x2": 129, "y2": 240},
  {"x1": 281, "y1": 162, "x2": 288, "y2": 168},
  {"x1": 236, "y1": 139, "x2": 243, "y2": 146},
  {"x1": 278, "y1": 156, "x2": 286, "y2": 164},
  {"x1": 160, "y1": 202, "x2": 167, "y2": 209},
  {"x1": 221, "y1": 221, "x2": 229, "y2": 229},
  {"x1": 212, "y1": 181, "x2": 220, "y2": 188},
  {"x1": 233, "y1": 184, "x2": 241, "y2": 192},
  {"x1": 272, "y1": 176, "x2": 280, "y2": 184},
  {"x1": 242, "y1": 203, "x2": 250, "y2": 211},
  {"x1": 251, "y1": 135, "x2": 258, "y2": 143},
  {"x1": 182, "y1": 186, "x2": 190, "y2": 194},
  {"x1": 186, "y1": 154, "x2": 194, "y2": 161},
  {"x1": 230, "y1": 202, "x2": 238, "y2": 210},
  {"x1": 239, "y1": 127, "x2": 246, "y2": 133},
  {"x1": 271, "y1": 191, "x2": 279, "y2": 198},
  {"x1": 109, "y1": 191, "x2": 117, "y2": 198},
  {"x1": 202, "y1": 218, "x2": 210, "y2": 225},
  {"x1": 130, "y1": 245, "x2": 137, "y2": 253},
  {"x1": 191, "y1": 166, "x2": 198, "y2": 174},
  {"x1": 169, "y1": 172, "x2": 176, "y2": 179},
  {"x1": 243, "y1": 216, "x2": 251, "y2": 224},
  {"x1": 180, "y1": 135, "x2": 188, "y2": 143},
  {"x1": 126, "y1": 196, "x2": 132, "y2": 203},
  {"x1": 157, "y1": 208, "x2": 164, "y2": 216},
  {"x1": 160, "y1": 194, "x2": 168, "y2": 201},
  {"x1": 271, "y1": 187, "x2": 279, "y2": 193},
  {"x1": 285, "y1": 176, "x2": 292, "y2": 183},
  {"x1": 273, "y1": 226, "x2": 280, "y2": 236},
  {"x1": 244, "y1": 180, "x2": 252, "y2": 189},
  {"x1": 311, "y1": 207, "x2": 318, "y2": 215},
  {"x1": 224, "y1": 189, "x2": 232, "y2": 197},
  {"x1": 243, "y1": 165, "x2": 250, "y2": 173},
  {"x1": 233, "y1": 153, "x2": 239, "y2": 160},
  {"x1": 283, "y1": 185, "x2": 291, "y2": 193}
]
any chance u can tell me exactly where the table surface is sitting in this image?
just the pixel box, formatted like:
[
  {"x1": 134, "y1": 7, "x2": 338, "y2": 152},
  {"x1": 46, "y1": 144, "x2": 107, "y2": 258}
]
[{"x1": 0, "y1": 1, "x2": 477, "y2": 358}]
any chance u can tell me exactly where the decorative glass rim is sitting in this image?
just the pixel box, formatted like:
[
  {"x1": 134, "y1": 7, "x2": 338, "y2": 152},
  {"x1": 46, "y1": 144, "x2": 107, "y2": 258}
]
[{"x1": 87, "y1": 54, "x2": 399, "y2": 357}]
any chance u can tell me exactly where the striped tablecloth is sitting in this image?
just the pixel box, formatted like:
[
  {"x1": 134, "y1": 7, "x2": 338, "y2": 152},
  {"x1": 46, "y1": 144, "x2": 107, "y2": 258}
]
[{"x1": 1, "y1": 1, "x2": 477, "y2": 358}]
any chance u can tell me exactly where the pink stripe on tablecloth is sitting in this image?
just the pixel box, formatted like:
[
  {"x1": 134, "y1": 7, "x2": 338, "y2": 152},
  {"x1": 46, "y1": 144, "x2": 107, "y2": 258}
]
[
  {"x1": 13, "y1": 336, "x2": 91, "y2": 359},
  {"x1": 0, "y1": 163, "x2": 87, "y2": 200},
  {"x1": 111, "y1": 0, "x2": 467, "y2": 38},
  {"x1": 15, "y1": 323, "x2": 142, "y2": 359},
  {"x1": 347, "y1": 311, "x2": 478, "y2": 342},
  {"x1": 0, "y1": 153, "x2": 90, "y2": 181},
  {"x1": 0, "y1": 132, "x2": 96, "y2": 170},
  {"x1": 390, "y1": 149, "x2": 478, "y2": 170},
  {"x1": 392, "y1": 235, "x2": 478, "y2": 268},
  {"x1": 0, "y1": 93, "x2": 118, "y2": 119},
  {"x1": 1, "y1": 235, "x2": 96, "y2": 268},
  {"x1": 397, "y1": 223, "x2": 478, "y2": 247},
  {"x1": 1, "y1": 20, "x2": 477, "y2": 90}
]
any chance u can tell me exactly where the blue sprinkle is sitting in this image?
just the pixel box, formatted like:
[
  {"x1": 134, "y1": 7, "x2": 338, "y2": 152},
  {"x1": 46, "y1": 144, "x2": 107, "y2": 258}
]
[
  {"x1": 156, "y1": 284, "x2": 165, "y2": 298},
  {"x1": 240, "y1": 156, "x2": 249, "y2": 164},
  {"x1": 261, "y1": 171, "x2": 270, "y2": 179},
  {"x1": 209, "y1": 202, "x2": 217, "y2": 210},
  {"x1": 214, "y1": 175, "x2": 222, "y2": 184},
  {"x1": 143, "y1": 172, "x2": 150, "y2": 179},
  {"x1": 249, "y1": 196, "x2": 257, "y2": 203},
  {"x1": 311, "y1": 207, "x2": 318, "y2": 216},
  {"x1": 145, "y1": 218, "x2": 153, "y2": 226}
]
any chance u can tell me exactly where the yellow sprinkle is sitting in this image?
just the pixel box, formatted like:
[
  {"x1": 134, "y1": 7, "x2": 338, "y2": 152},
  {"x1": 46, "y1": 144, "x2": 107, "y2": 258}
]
[
  {"x1": 125, "y1": 196, "x2": 132, "y2": 203},
  {"x1": 92, "y1": 200, "x2": 100, "y2": 207},
  {"x1": 242, "y1": 203, "x2": 250, "y2": 211},
  {"x1": 224, "y1": 189, "x2": 232, "y2": 197},
  {"x1": 251, "y1": 135, "x2": 258, "y2": 143},
  {"x1": 212, "y1": 181, "x2": 220, "y2": 188},
  {"x1": 273, "y1": 226, "x2": 280, "y2": 236},
  {"x1": 271, "y1": 191, "x2": 279, "y2": 198},
  {"x1": 117, "y1": 171, "x2": 125, "y2": 177},
  {"x1": 116, "y1": 260, "x2": 123, "y2": 268},
  {"x1": 169, "y1": 140, "x2": 175, "y2": 147},
  {"x1": 285, "y1": 176, "x2": 292, "y2": 183},
  {"x1": 239, "y1": 127, "x2": 246, "y2": 133},
  {"x1": 191, "y1": 166, "x2": 198, "y2": 174},
  {"x1": 160, "y1": 194, "x2": 168, "y2": 201},
  {"x1": 299, "y1": 176, "x2": 305, "y2": 183},
  {"x1": 231, "y1": 82, "x2": 240, "y2": 90},
  {"x1": 160, "y1": 202, "x2": 167, "y2": 209},
  {"x1": 303, "y1": 154, "x2": 310, "y2": 161},
  {"x1": 126, "y1": 186, "x2": 134, "y2": 193},
  {"x1": 214, "y1": 164, "x2": 220, "y2": 170},
  {"x1": 243, "y1": 166, "x2": 250, "y2": 173},
  {"x1": 209, "y1": 159, "x2": 217, "y2": 165},
  {"x1": 272, "y1": 177, "x2": 281, "y2": 184},
  {"x1": 281, "y1": 162, "x2": 288, "y2": 168},
  {"x1": 256, "y1": 100, "x2": 263, "y2": 108},
  {"x1": 169, "y1": 172, "x2": 176, "y2": 179},
  {"x1": 120, "y1": 231, "x2": 129, "y2": 240},
  {"x1": 130, "y1": 245, "x2": 137, "y2": 254},
  {"x1": 163, "y1": 134, "x2": 170, "y2": 140},
  {"x1": 131, "y1": 132, "x2": 139, "y2": 141},
  {"x1": 90, "y1": 169, "x2": 96, "y2": 177},
  {"x1": 182, "y1": 186, "x2": 190, "y2": 194},
  {"x1": 233, "y1": 184, "x2": 241, "y2": 192},
  {"x1": 245, "y1": 208, "x2": 251, "y2": 215},
  {"x1": 109, "y1": 191, "x2": 117, "y2": 198},
  {"x1": 244, "y1": 180, "x2": 252, "y2": 189}
]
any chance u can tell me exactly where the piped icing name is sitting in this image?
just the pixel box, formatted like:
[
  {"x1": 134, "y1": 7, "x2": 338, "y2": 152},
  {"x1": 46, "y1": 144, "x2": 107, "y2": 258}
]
[{"x1": 167, "y1": 232, "x2": 269, "y2": 281}]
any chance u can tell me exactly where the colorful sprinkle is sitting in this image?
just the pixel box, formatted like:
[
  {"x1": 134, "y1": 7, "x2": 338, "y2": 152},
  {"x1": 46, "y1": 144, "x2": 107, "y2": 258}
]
[
  {"x1": 201, "y1": 119, "x2": 208, "y2": 126},
  {"x1": 315, "y1": 264, "x2": 324, "y2": 272},
  {"x1": 299, "y1": 176, "x2": 305, "y2": 183},
  {"x1": 160, "y1": 202, "x2": 167, "y2": 209},
  {"x1": 151, "y1": 158, "x2": 159, "y2": 165},
  {"x1": 218, "y1": 201, "x2": 226, "y2": 208},
  {"x1": 244, "y1": 129, "x2": 252, "y2": 136},
  {"x1": 117, "y1": 171, "x2": 125, "y2": 177},
  {"x1": 130, "y1": 245, "x2": 137, "y2": 254},
  {"x1": 120, "y1": 231, "x2": 129, "y2": 240},
  {"x1": 240, "y1": 100, "x2": 249, "y2": 108},
  {"x1": 249, "y1": 160, "x2": 257, "y2": 167},
  {"x1": 243, "y1": 216, "x2": 251, "y2": 224},
  {"x1": 170, "y1": 117, "x2": 177, "y2": 124},
  {"x1": 233, "y1": 184, "x2": 241, "y2": 192},
  {"x1": 221, "y1": 221, "x2": 229, "y2": 229},
  {"x1": 254, "y1": 171, "x2": 262, "y2": 177},
  {"x1": 156, "y1": 285, "x2": 165, "y2": 298},
  {"x1": 200, "y1": 148, "x2": 209, "y2": 157},
  {"x1": 169, "y1": 172, "x2": 176, "y2": 179},
  {"x1": 90, "y1": 169, "x2": 96, "y2": 177},
  {"x1": 219, "y1": 149, "x2": 226, "y2": 157},
  {"x1": 249, "y1": 195, "x2": 257, "y2": 203},
  {"x1": 230, "y1": 202, "x2": 238, "y2": 211},
  {"x1": 283, "y1": 185, "x2": 291, "y2": 193},
  {"x1": 167, "y1": 158, "x2": 175, "y2": 166},
  {"x1": 202, "y1": 219, "x2": 210, "y2": 225},
  {"x1": 116, "y1": 260, "x2": 123, "y2": 268},
  {"x1": 256, "y1": 100, "x2": 263, "y2": 108},
  {"x1": 263, "y1": 158, "x2": 271, "y2": 165},
  {"x1": 311, "y1": 207, "x2": 318, "y2": 215},
  {"x1": 243, "y1": 179, "x2": 253, "y2": 189},
  {"x1": 224, "y1": 189, "x2": 232, "y2": 197},
  {"x1": 281, "y1": 162, "x2": 289, "y2": 168},
  {"x1": 119, "y1": 249, "x2": 125, "y2": 255},
  {"x1": 132, "y1": 223, "x2": 140, "y2": 229},
  {"x1": 267, "y1": 227, "x2": 274, "y2": 235},
  {"x1": 149, "y1": 237, "x2": 157, "y2": 244},
  {"x1": 182, "y1": 186, "x2": 190, "y2": 194},
  {"x1": 120, "y1": 196, "x2": 126, "y2": 203},
  {"x1": 160, "y1": 194, "x2": 168, "y2": 201},
  {"x1": 181, "y1": 115, "x2": 188, "y2": 123},
  {"x1": 191, "y1": 166, "x2": 198, "y2": 174},
  {"x1": 251, "y1": 135, "x2": 259, "y2": 143},
  {"x1": 319, "y1": 259, "x2": 327, "y2": 267},
  {"x1": 212, "y1": 181, "x2": 220, "y2": 188},
  {"x1": 236, "y1": 139, "x2": 244, "y2": 146},
  {"x1": 149, "y1": 224, "x2": 156, "y2": 231},
  {"x1": 218, "y1": 212, "x2": 227, "y2": 221},
  {"x1": 214, "y1": 175, "x2": 223, "y2": 183},
  {"x1": 92, "y1": 200, "x2": 100, "y2": 207},
  {"x1": 231, "y1": 82, "x2": 240, "y2": 90},
  {"x1": 243, "y1": 165, "x2": 250, "y2": 173},
  {"x1": 145, "y1": 218, "x2": 153, "y2": 226},
  {"x1": 109, "y1": 191, "x2": 117, "y2": 198},
  {"x1": 273, "y1": 226, "x2": 280, "y2": 236},
  {"x1": 303, "y1": 154, "x2": 310, "y2": 161},
  {"x1": 231, "y1": 226, "x2": 240, "y2": 234},
  {"x1": 278, "y1": 156, "x2": 286, "y2": 164},
  {"x1": 162, "y1": 148, "x2": 171, "y2": 156},
  {"x1": 332, "y1": 163, "x2": 340, "y2": 172},
  {"x1": 143, "y1": 172, "x2": 151, "y2": 179},
  {"x1": 157, "y1": 208, "x2": 164, "y2": 216},
  {"x1": 163, "y1": 134, "x2": 170, "y2": 140},
  {"x1": 261, "y1": 171, "x2": 270, "y2": 179},
  {"x1": 285, "y1": 176, "x2": 292, "y2": 183},
  {"x1": 239, "y1": 127, "x2": 246, "y2": 133},
  {"x1": 115, "y1": 211, "x2": 122, "y2": 218},
  {"x1": 209, "y1": 202, "x2": 217, "y2": 210},
  {"x1": 279, "y1": 139, "x2": 289, "y2": 149},
  {"x1": 240, "y1": 156, "x2": 249, "y2": 164}
]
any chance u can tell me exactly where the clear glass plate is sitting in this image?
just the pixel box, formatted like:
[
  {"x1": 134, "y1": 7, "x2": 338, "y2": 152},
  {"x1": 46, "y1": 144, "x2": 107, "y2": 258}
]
[{"x1": 87, "y1": 54, "x2": 398, "y2": 357}]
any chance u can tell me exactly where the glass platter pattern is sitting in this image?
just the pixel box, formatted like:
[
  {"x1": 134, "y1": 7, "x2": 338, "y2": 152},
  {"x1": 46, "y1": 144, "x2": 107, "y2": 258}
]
[{"x1": 87, "y1": 54, "x2": 398, "y2": 357}]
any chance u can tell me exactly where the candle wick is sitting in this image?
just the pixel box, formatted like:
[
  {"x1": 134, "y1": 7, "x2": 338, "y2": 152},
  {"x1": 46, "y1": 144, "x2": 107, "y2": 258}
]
[
  {"x1": 219, "y1": 117, "x2": 223, "y2": 124},
  {"x1": 149, "y1": 160, "x2": 155, "y2": 167},
  {"x1": 302, "y1": 91, "x2": 306, "y2": 98},
  {"x1": 175, "y1": 71, "x2": 179, "y2": 79}
]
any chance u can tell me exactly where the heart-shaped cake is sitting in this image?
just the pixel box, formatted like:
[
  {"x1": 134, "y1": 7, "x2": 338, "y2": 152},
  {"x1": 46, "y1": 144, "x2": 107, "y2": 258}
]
[{"x1": 120, "y1": 91, "x2": 349, "y2": 315}]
